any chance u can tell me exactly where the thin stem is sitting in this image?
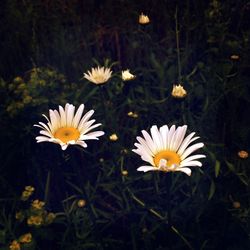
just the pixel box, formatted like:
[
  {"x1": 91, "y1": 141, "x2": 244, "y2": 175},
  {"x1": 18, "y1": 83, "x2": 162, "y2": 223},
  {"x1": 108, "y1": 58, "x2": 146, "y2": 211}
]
[
  {"x1": 175, "y1": 6, "x2": 182, "y2": 83},
  {"x1": 171, "y1": 225, "x2": 194, "y2": 250},
  {"x1": 165, "y1": 174, "x2": 172, "y2": 225},
  {"x1": 128, "y1": 188, "x2": 194, "y2": 250},
  {"x1": 44, "y1": 170, "x2": 51, "y2": 204},
  {"x1": 98, "y1": 85, "x2": 108, "y2": 125}
]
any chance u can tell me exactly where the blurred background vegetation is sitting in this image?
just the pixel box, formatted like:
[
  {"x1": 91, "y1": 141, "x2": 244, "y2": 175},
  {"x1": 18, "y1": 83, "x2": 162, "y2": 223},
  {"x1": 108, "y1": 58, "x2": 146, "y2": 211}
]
[{"x1": 0, "y1": 0, "x2": 250, "y2": 249}]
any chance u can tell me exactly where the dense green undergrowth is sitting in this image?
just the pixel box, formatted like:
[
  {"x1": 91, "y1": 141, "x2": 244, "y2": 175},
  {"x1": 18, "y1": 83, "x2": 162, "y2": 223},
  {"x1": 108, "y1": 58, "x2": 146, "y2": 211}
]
[{"x1": 0, "y1": 0, "x2": 250, "y2": 249}]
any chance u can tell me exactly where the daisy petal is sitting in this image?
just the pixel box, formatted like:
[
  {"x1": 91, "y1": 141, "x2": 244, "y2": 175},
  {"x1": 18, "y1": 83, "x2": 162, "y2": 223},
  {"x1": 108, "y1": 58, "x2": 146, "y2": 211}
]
[
  {"x1": 176, "y1": 167, "x2": 192, "y2": 176},
  {"x1": 137, "y1": 166, "x2": 157, "y2": 172}
]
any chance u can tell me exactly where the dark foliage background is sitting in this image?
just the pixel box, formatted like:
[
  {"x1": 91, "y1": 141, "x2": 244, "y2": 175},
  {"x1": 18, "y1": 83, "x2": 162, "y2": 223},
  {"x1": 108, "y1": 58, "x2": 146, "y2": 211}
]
[{"x1": 0, "y1": 0, "x2": 250, "y2": 249}]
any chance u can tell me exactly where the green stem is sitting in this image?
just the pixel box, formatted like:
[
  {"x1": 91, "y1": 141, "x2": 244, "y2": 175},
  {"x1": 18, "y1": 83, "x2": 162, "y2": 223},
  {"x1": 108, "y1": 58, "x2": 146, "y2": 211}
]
[
  {"x1": 171, "y1": 225, "x2": 194, "y2": 250},
  {"x1": 166, "y1": 174, "x2": 172, "y2": 225},
  {"x1": 98, "y1": 85, "x2": 108, "y2": 125},
  {"x1": 128, "y1": 188, "x2": 194, "y2": 250},
  {"x1": 175, "y1": 6, "x2": 182, "y2": 83},
  {"x1": 44, "y1": 170, "x2": 51, "y2": 204}
]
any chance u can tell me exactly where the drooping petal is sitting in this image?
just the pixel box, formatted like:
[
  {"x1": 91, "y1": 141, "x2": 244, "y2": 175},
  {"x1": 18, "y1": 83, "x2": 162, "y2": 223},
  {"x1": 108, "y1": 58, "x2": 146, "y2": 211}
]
[
  {"x1": 137, "y1": 166, "x2": 158, "y2": 172},
  {"x1": 176, "y1": 167, "x2": 192, "y2": 176},
  {"x1": 180, "y1": 160, "x2": 203, "y2": 167}
]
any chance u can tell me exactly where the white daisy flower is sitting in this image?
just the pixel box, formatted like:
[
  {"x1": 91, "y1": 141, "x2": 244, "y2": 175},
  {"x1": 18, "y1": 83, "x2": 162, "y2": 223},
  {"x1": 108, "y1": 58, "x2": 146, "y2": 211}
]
[
  {"x1": 122, "y1": 69, "x2": 136, "y2": 81},
  {"x1": 83, "y1": 66, "x2": 112, "y2": 85},
  {"x1": 132, "y1": 125, "x2": 205, "y2": 176},
  {"x1": 34, "y1": 103, "x2": 105, "y2": 150}
]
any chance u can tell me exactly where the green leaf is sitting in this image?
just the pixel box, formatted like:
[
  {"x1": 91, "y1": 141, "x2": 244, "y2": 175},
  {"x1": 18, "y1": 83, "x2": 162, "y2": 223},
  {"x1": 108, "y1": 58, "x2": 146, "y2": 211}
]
[
  {"x1": 208, "y1": 180, "x2": 216, "y2": 200},
  {"x1": 0, "y1": 229, "x2": 6, "y2": 244},
  {"x1": 225, "y1": 160, "x2": 235, "y2": 172},
  {"x1": 215, "y1": 160, "x2": 220, "y2": 177},
  {"x1": 237, "y1": 174, "x2": 248, "y2": 186}
]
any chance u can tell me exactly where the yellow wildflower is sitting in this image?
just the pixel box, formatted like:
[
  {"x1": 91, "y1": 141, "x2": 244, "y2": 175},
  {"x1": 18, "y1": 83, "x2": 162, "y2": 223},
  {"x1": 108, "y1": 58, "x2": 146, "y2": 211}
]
[
  {"x1": 15, "y1": 211, "x2": 24, "y2": 221},
  {"x1": 238, "y1": 150, "x2": 248, "y2": 159},
  {"x1": 25, "y1": 186, "x2": 35, "y2": 192},
  {"x1": 21, "y1": 190, "x2": 32, "y2": 201},
  {"x1": 122, "y1": 170, "x2": 128, "y2": 176},
  {"x1": 27, "y1": 215, "x2": 43, "y2": 226},
  {"x1": 171, "y1": 84, "x2": 187, "y2": 98},
  {"x1": 19, "y1": 233, "x2": 32, "y2": 243},
  {"x1": 233, "y1": 201, "x2": 241, "y2": 209},
  {"x1": 45, "y1": 213, "x2": 56, "y2": 224},
  {"x1": 9, "y1": 240, "x2": 20, "y2": 250},
  {"x1": 31, "y1": 199, "x2": 45, "y2": 210},
  {"x1": 121, "y1": 148, "x2": 128, "y2": 154},
  {"x1": 127, "y1": 111, "x2": 138, "y2": 118},
  {"x1": 77, "y1": 199, "x2": 86, "y2": 208},
  {"x1": 13, "y1": 77, "x2": 23, "y2": 84},
  {"x1": 139, "y1": 13, "x2": 150, "y2": 24},
  {"x1": 230, "y1": 55, "x2": 240, "y2": 60},
  {"x1": 109, "y1": 134, "x2": 118, "y2": 141}
]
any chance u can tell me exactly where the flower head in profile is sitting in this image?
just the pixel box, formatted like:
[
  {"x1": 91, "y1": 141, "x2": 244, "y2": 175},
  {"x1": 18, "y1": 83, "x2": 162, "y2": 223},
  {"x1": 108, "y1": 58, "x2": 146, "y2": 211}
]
[
  {"x1": 9, "y1": 240, "x2": 20, "y2": 250},
  {"x1": 84, "y1": 66, "x2": 112, "y2": 85},
  {"x1": 133, "y1": 125, "x2": 205, "y2": 176},
  {"x1": 139, "y1": 13, "x2": 150, "y2": 24},
  {"x1": 34, "y1": 103, "x2": 104, "y2": 150},
  {"x1": 122, "y1": 69, "x2": 136, "y2": 81},
  {"x1": 171, "y1": 84, "x2": 187, "y2": 98},
  {"x1": 230, "y1": 54, "x2": 240, "y2": 60},
  {"x1": 19, "y1": 233, "x2": 32, "y2": 243},
  {"x1": 109, "y1": 133, "x2": 118, "y2": 141},
  {"x1": 238, "y1": 150, "x2": 248, "y2": 159}
]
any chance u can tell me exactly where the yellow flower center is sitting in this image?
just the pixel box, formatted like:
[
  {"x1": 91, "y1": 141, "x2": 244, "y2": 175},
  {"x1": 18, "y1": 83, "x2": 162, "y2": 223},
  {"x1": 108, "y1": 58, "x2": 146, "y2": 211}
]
[
  {"x1": 54, "y1": 127, "x2": 80, "y2": 143},
  {"x1": 93, "y1": 75, "x2": 105, "y2": 83},
  {"x1": 153, "y1": 150, "x2": 181, "y2": 168}
]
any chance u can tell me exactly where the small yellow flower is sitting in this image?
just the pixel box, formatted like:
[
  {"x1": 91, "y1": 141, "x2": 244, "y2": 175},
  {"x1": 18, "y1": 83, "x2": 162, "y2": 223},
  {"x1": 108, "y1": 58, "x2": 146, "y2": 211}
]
[
  {"x1": 127, "y1": 111, "x2": 138, "y2": 118},
  {"x1": 13, "y1": 77, "x2": 23, "y2": 84},
  {"x1": 233, "y1": 201, "x2": 241, "y2": 209},
  {"x1": 27, "y1": 215, "x2": 43, "y2": 226},
  {"x1": 122, "y1": 69, "x2": 136, "y2": 81},
  {"x1": 230, "y1": 54, "x2": 240, "y2": 60},
  {"x1": 109, "y1": 134, "x2": 118, "y2": 141},
  {"x1": 77, "y1": 199, "x2": 86, "y2": 207},
  {"x1": 45, "y1": 213, "x2": 56, "y2": 224},
  {"x1": 15, "y1": 211, "x2": 24, "y2": 221},
  {"x1": 121, "y1": 148, "x2": 128, "y2": 154},
  {"x1": 139, "y1": 13, "x2": 150, "y2": 24},
  {"x1": 9, "y1": 240, "x2": 20, "y2": 250},
  {"x1": 21, "y1": 190, "x2": 32, "y2": 201},
  {"x1": 171, "y1": 84, "x2": 187, "y2": 98},
  {"x1": 19, "y1": 233, "x2": 32, "y2": 243},
  {"x1": 31, "y1": 199, "x2": 45, "y2": 210},
  {"x1": 238, "y1": 150, "x2": 248, "y2": 159},
  {"x1": 122, "y1": 170, "x2": 128, "y2": 176},
  {"x1": 25, "y1": 186, "x2": 35, "y2": 192}
]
